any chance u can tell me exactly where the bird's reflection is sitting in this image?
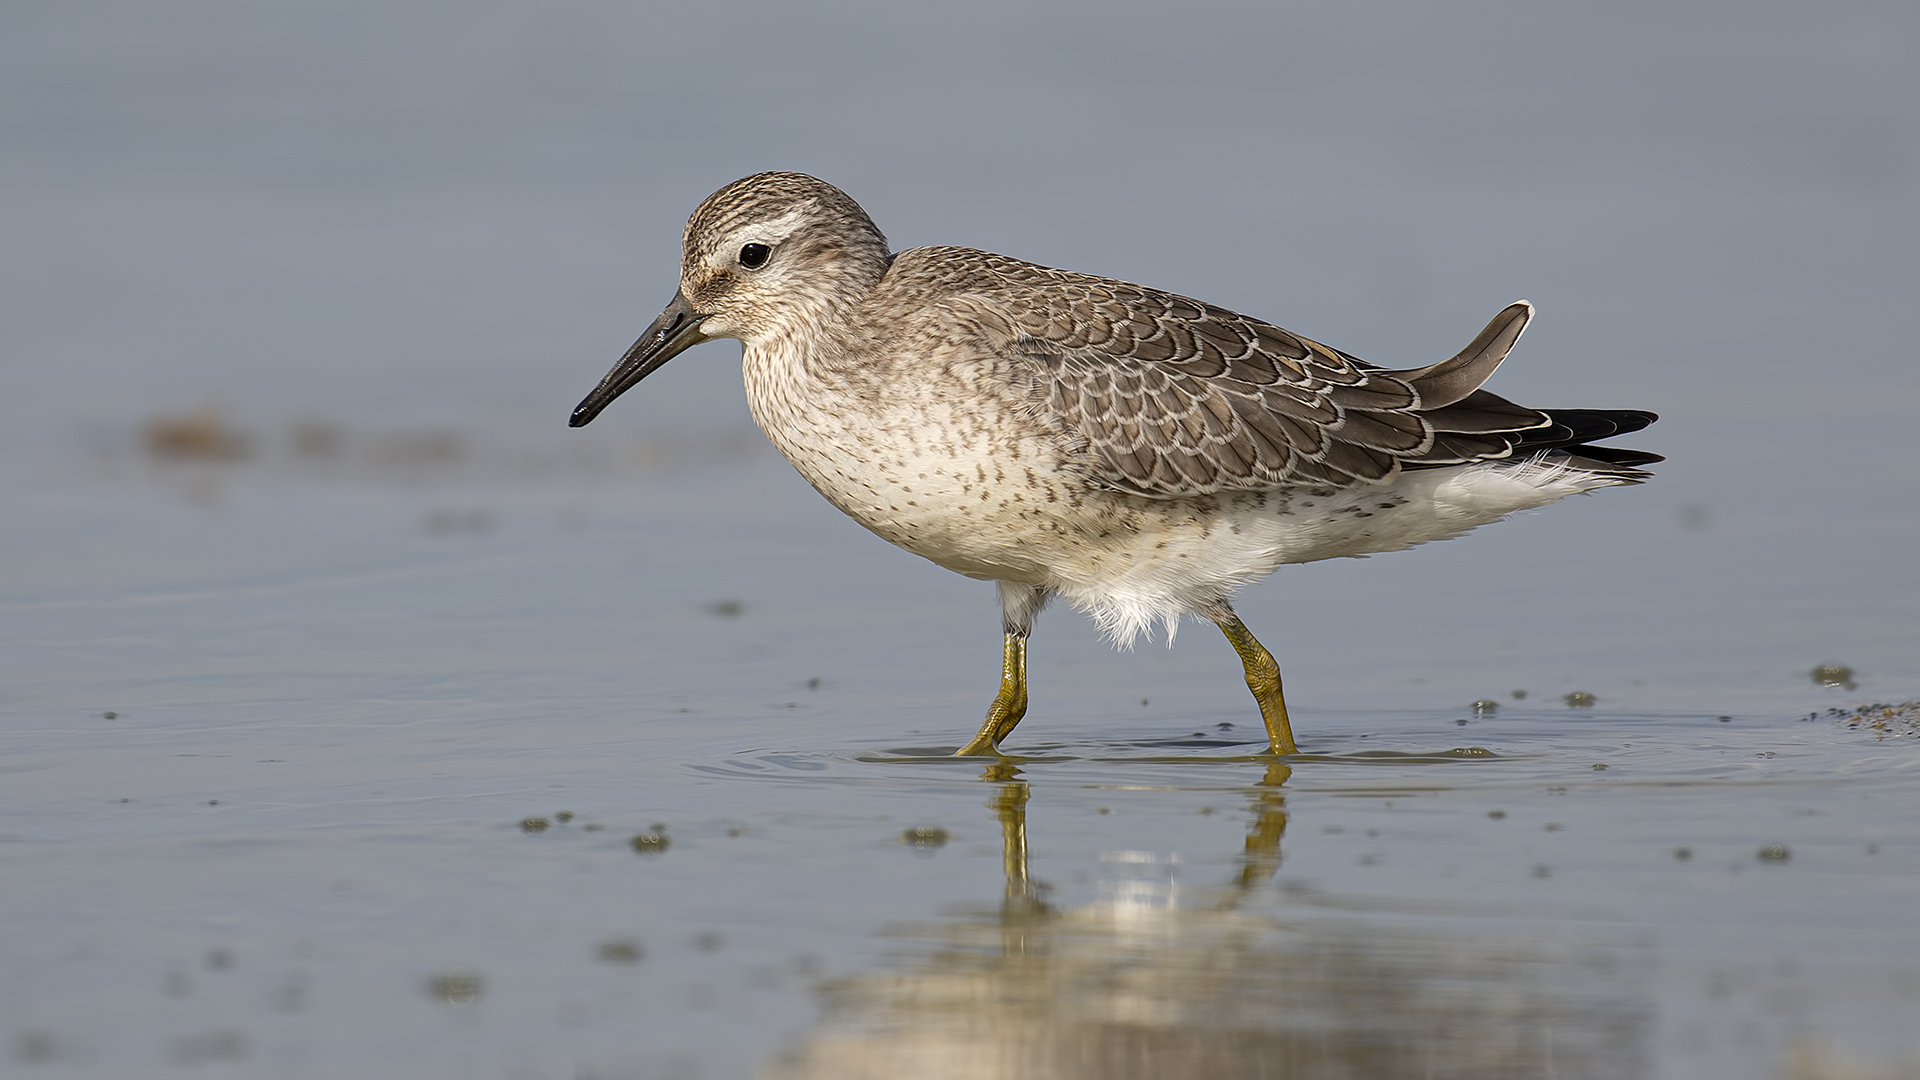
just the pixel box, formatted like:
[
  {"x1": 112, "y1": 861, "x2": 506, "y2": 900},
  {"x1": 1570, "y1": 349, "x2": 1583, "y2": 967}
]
[{"x1": 766, "y1": 761, "x2": 1645, "y2": 1080}]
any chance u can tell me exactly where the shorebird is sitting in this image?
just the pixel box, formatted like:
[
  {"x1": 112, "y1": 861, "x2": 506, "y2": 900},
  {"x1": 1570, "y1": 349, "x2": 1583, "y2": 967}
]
[{"x1": 570, "y1": 173, "x2": 1658, "y2": 757}]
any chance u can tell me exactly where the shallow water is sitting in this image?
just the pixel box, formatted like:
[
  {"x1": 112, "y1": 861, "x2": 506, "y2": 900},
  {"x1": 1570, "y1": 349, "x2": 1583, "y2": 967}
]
[
  {"x1": 4, "y1": 449, "x2": 1917, "y2": 1079},
  {"x1": 5, "y1": 2, "x2": 1920, "y2": 1077}
]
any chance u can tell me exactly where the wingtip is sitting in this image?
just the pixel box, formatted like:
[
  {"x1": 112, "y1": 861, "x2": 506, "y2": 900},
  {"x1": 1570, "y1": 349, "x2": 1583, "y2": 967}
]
[{"x1": 1394, "y1": 302, "x2": 1535, "y2": 410}]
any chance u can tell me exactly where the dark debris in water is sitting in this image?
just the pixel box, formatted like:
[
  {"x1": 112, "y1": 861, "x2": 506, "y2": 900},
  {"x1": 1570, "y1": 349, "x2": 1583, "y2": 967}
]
[
  {"x1": 901, "y1": 826, "x2": 950, "y2": 850},
  {"x1": 1297, "y1": 747, "x2": 1499, "y2": 764},
  {"x1": 1828, "y1": 701, "x2": 1920, "y2": 740},
  {"x1": 1810, "y1": 663, "x2": 1857, "y2": 691},
  {"x1": 144, "y1": 402, "x2": 250, "y2": 461},
  {"x1": 426, "y1": 971, "x2": 483, "y2": 1005},
  {"x1": 132, "y1": 409, "x2": 767, "y2": 483},
  {"x1": 597, "y1": 938, "x2": 644, "y2": 964}
]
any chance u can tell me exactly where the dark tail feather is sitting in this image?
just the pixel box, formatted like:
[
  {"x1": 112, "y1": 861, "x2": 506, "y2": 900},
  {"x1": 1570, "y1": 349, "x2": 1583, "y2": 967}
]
[
  {"x1": 1564, "y1": 444, "x2": 1665, "y2": 467},
  {"x1": 1518, "y1": 408, "x2": 1661, "y2": 466},
  {"x1": 1523, "y1": 408, "x2": 1663, "y2": 480},
  {"x1": 1516, "y1": 408, "x2": 1657, "y2": 448},
  {"x1": 1520, "y1": 405, "x2": 1658, "y2": 465},
  {"x1": 1409, "y1": 405, "x2": 1661, "y2": 470}
]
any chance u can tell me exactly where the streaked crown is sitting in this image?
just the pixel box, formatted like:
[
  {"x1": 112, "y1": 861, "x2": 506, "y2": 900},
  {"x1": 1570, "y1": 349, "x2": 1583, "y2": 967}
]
[{"x1": 677, "y1": 172, "x2": 892, "y2": 342}]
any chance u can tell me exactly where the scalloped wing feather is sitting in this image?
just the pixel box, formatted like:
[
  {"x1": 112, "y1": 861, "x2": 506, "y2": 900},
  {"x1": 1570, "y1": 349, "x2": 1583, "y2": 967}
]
[{"x1": 925, "y1": 250, "x2": 1548, "y2": 497}]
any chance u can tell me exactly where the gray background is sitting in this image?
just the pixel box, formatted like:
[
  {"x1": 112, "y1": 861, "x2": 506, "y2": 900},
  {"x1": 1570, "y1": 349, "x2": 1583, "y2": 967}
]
[{"x1": 4, "y1": 3, "x2": 1917, "y2": 1077}]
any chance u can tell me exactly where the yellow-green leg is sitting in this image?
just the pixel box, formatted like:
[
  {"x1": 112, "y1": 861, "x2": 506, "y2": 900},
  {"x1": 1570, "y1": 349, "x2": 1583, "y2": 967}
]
[
  {"x1": 1213, "y1": 609, "x2": 1299, "y2": 756},
  {"x1": 956, "y1": 632, "x2": 1028, "y2": 756}
]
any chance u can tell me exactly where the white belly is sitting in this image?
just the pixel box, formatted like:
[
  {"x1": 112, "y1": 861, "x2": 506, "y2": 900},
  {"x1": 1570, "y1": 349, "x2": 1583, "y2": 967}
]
[{"x1": 743, "y1": 346, "x2": 1619, "y2": 645}]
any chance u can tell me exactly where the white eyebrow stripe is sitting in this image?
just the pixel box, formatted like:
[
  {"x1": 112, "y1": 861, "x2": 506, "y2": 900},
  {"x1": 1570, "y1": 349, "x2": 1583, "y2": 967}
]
[{"x1": 734, "y1": 205, "x2": 814, "y2": 247}]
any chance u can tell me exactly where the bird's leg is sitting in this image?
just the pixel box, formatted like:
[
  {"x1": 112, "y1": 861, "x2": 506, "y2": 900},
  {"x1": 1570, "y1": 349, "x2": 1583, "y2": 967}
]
[
  {"x1": 956, "y1": 583, "x2": 1048, "y2": 757},
  {"x1": 1209, "y1": 605, "x2": 1299, "y2": 756},
  {"x1": 957, "y1": 634, "x2": 1028, "y2": 756}
]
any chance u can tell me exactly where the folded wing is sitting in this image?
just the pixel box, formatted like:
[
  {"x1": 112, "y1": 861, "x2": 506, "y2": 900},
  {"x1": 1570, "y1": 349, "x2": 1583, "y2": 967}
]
[{"x1": 974, "y1": 273, "x2": 1652, "y2": 496}]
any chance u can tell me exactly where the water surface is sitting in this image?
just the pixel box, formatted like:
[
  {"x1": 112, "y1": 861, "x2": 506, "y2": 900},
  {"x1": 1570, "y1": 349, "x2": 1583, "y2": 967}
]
[{"x1": 3, "y1": 2, "x2": 1917, "y2": 1077}]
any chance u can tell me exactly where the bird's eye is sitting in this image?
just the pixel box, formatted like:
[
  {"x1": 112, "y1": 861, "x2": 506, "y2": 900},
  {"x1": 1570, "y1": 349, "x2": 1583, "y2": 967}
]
[{"x1": 737, "y1": 243, "x2": 771, "y2": 269}]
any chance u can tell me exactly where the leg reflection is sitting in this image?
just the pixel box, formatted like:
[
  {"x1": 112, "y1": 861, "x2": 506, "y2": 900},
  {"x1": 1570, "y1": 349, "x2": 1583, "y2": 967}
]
[
  {"x1": 1235, "y1": 761, "x2": 1291, "y2": 896},
  {"x1": 983, "y1": 762, "x2": 1049, "y2": 938},
  {"x1": 765, "y1": 759, "x2": 1646, "y2": 1078}
]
